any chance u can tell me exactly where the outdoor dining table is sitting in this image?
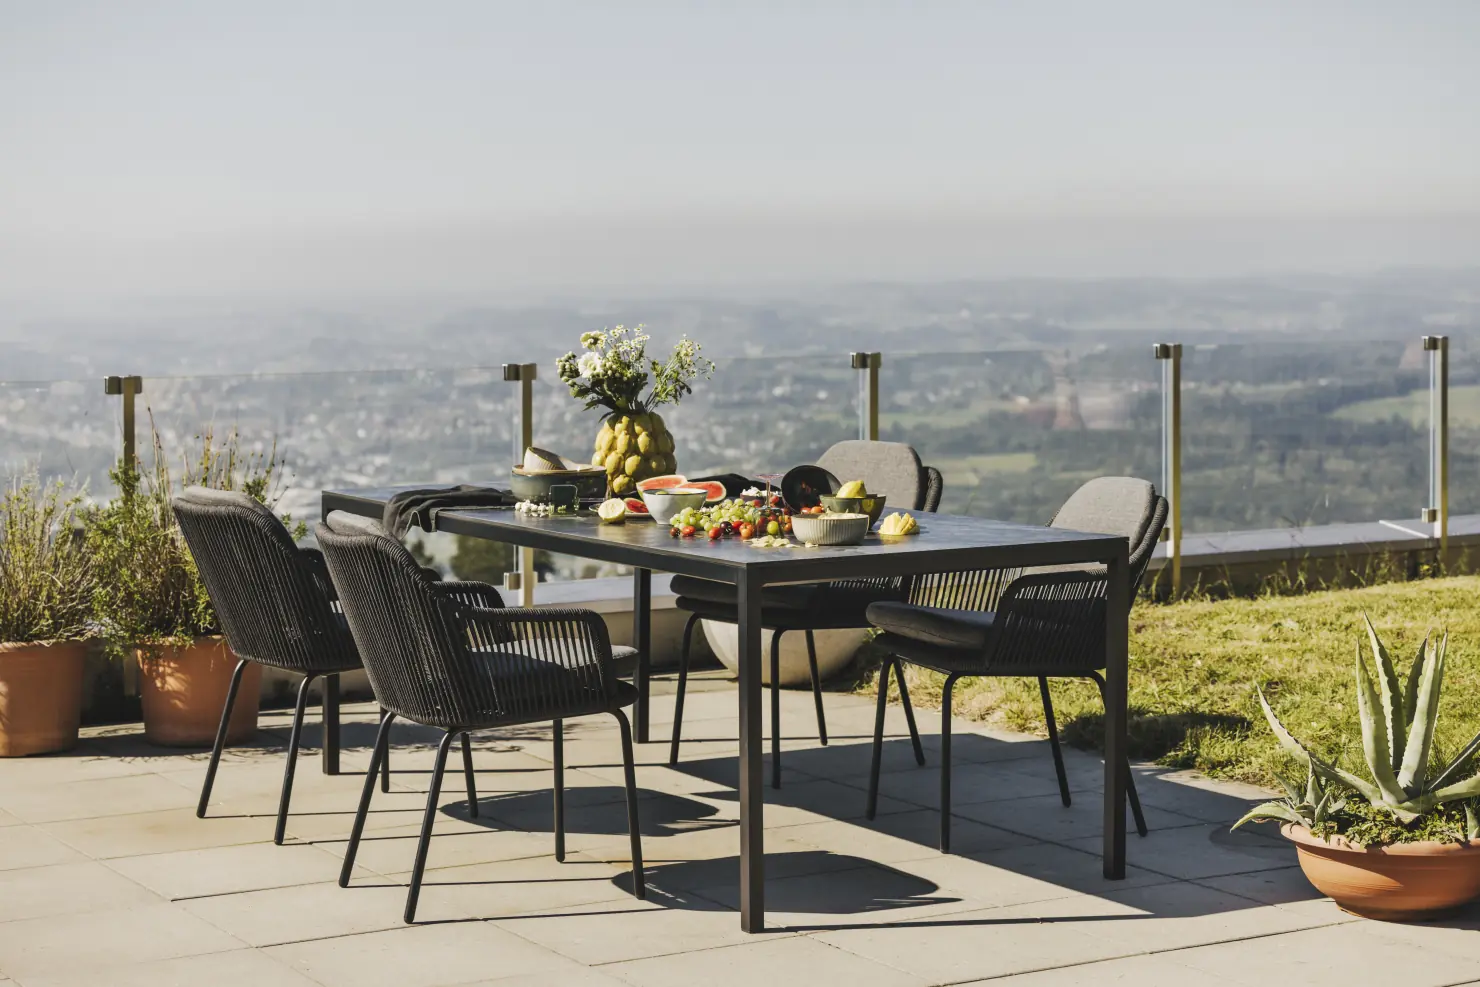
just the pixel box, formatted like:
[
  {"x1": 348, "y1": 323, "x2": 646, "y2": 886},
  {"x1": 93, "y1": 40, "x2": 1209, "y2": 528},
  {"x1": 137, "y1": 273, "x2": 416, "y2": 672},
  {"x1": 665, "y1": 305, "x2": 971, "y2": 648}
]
[{"x1": 319, "y1": 486, "x2": 1131, "y2": 932}]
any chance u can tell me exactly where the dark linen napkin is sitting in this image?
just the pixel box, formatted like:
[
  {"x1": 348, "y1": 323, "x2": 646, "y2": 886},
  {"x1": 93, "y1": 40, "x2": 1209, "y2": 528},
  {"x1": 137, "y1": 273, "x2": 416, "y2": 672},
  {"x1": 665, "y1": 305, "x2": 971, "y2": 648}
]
[{"x1": 382, "y1": 485, "x2": 515, "y2": 538}]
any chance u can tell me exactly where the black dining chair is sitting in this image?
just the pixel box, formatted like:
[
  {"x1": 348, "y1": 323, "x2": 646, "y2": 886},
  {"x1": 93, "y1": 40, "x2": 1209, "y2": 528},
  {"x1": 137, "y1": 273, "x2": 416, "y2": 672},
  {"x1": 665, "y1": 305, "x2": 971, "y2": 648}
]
[
  {"x1": 316, "y1": 510, "x2": 645, "y2": 923},
  {"x1": 667, "y1": 440, "x2": 944, "y2": 788},
  {"x1": 863, "y1": 476, "x2": 1167, "y2": 851},
  {"x1": 174, "y1": 488, "x2": 384, "y2": 844}
]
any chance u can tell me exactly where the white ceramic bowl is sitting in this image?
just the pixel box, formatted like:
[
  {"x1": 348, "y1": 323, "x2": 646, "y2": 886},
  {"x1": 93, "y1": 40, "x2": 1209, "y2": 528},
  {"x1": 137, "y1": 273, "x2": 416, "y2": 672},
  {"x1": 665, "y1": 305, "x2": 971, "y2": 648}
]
[
  {"x1": 640, "y1": 488, "x2": 708, "y2": 525},
  {"x1": 789, "y1": 512, "x2": 870, "y2": 546}
]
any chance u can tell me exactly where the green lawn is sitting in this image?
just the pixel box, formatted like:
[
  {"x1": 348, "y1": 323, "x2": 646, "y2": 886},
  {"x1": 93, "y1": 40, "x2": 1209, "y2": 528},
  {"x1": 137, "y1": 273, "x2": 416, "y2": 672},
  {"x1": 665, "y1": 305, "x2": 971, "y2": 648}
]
[{"x1": 858, "y1": 576, "x2": 1480, "y2": 789}]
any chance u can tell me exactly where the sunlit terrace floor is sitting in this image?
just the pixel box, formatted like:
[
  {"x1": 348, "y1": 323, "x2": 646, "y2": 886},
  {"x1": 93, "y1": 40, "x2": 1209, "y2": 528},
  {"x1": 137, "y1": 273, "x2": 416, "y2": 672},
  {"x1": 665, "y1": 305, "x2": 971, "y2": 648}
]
[{"x1": 2, "y1": 674, "x2": 1479, "y2": 987}]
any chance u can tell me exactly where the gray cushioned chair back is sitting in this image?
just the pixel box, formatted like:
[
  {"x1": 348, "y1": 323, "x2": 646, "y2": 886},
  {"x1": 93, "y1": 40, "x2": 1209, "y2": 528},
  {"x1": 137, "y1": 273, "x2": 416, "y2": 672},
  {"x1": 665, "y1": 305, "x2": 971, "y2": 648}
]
[
  {"x1": 817, "y1": 440, "x2": 926, "y2": 510},
  {"x1": 1049, "y1": 477, "x2": 1155, "y2": 543}
]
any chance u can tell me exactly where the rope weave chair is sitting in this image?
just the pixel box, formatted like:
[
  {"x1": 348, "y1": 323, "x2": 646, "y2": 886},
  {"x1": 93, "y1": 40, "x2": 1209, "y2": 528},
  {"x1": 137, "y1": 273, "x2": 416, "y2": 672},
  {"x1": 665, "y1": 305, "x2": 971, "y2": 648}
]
[
  {"x1": 667, "y1": 441, "x2": 943, "y2": 788},
  {"x1": 173, "y1": 487, "x2": 378, "y2": 845},
  {"x1": 864, "y1": 476, "x2": 1168, "y2": 852},
  {"x1": 316, "y1": 511, "x2": 644, "y2": 923}
]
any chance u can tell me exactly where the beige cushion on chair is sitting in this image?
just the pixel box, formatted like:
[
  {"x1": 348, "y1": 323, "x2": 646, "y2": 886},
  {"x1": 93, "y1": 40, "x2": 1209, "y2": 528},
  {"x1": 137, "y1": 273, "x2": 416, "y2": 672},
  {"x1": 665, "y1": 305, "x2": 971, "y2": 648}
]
[
  {"x1": 1049, "y1": 477, "x2": 1155, "y2": 541},
  {"x1": 816, "y1": 440, "x2": 925, "y2": 510}
]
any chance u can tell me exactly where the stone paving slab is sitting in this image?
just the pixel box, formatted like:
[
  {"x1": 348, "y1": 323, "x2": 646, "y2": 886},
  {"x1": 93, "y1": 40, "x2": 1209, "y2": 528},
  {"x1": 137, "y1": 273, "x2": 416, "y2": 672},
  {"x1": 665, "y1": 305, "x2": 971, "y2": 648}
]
[{"x1": 3, "y1": 687, "x2": 1479, "y2": 986}]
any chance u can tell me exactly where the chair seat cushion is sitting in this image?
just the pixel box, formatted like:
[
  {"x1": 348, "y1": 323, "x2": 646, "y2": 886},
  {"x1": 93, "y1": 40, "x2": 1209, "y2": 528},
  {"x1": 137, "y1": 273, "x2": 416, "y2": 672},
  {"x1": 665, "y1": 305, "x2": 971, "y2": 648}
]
[
  {"x1": 669, "y1": 574, "x2": 818, "y2": 610},
  {"x1": 468, "y1": 651, "x2": 635, "y2": 724},
  {"x1": 866, "y1": 601, "x2": 997, "y2": 651},
  {"x1": 672, "y1": 575, "x2": 905, "y2": 628}
]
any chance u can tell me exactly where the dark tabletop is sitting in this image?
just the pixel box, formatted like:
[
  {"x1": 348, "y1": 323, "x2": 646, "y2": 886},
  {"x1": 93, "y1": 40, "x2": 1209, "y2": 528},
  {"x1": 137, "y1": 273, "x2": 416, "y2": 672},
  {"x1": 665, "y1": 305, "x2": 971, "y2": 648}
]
[{"x1": 322, "y1": 485, "x2": 1127, "y2": 586}]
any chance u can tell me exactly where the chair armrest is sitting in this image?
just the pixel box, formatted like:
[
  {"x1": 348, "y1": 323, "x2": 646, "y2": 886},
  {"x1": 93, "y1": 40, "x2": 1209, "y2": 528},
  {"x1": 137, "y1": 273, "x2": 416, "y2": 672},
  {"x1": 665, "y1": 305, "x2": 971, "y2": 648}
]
[
  {"x1": 431, "y1": 580, "x2": 505, "y2": 610},
  {"x1": 985, "y1": 570, "x2": 1109, "y2": 672},
  {"x1": 455, "y1": 605, "x2": 617, "y2": 694}
]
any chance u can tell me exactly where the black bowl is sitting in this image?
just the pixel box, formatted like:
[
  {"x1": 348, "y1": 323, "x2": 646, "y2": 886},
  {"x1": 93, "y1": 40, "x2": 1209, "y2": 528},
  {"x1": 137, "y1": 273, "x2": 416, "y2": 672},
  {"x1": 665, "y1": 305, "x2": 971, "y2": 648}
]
[{"x1": 780, "y1": 464, "x2": 841, "y2": 511}]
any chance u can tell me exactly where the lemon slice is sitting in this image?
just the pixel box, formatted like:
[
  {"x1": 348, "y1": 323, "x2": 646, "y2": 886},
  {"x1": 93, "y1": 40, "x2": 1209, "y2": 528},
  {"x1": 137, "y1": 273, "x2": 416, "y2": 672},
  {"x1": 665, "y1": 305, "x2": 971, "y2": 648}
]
[{"x1": 596, "y1": 498, "x2": 627, "y2": 524}]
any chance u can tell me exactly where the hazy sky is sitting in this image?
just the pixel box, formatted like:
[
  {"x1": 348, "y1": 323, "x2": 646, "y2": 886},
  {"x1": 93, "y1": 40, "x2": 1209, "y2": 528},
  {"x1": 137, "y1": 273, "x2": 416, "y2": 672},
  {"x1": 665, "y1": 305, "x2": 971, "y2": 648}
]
[{"x1": 3, "y1": 1, "x2": 1479, "y2": 301}]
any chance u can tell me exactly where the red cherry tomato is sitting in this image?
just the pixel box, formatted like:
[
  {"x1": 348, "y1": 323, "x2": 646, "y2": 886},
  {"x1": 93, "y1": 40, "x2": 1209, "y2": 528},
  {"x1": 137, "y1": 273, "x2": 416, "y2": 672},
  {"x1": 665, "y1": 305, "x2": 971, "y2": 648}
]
[
  {"x1": 681, "y1": 525, "x2": 696, "y2": 538},
  {"x1": 708, "y1": 525, "x2": 722, "y2": 540}
]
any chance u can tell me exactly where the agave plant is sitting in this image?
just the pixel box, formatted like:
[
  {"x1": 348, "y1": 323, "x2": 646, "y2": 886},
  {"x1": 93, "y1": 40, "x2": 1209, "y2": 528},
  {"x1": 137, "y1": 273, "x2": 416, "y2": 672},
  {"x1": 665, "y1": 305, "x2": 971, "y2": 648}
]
[
  {"x1": 1233, "y1": 762, "x2": 1344, "y2": 831},
  {"x1": 1242, "y1": 617, "x2": 1480, "y2": 831}
]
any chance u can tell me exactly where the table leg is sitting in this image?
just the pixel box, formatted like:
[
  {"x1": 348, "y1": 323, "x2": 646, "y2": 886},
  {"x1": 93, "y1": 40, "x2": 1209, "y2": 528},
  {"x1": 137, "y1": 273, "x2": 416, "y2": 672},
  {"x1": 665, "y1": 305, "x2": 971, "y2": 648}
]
[
  {"x1": 1103, "y1": 548, "x2": 1129, "y2": 878},
  {"x1": 632, "y1": 567, "x2": 652, "y2": 744},
  {"x1": 322, "y1": 673, "x2": 341, "y2": 776},
  {"x1": 737, "y1": 570, "x2": 765, "y2": 932}
]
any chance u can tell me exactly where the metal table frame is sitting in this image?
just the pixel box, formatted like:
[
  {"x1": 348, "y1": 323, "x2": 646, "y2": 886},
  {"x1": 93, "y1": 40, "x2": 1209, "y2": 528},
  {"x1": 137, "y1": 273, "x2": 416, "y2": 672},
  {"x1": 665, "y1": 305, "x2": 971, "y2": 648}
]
[{"x1": 320, "y1": 489, "x2": 1130, "y2": 932}]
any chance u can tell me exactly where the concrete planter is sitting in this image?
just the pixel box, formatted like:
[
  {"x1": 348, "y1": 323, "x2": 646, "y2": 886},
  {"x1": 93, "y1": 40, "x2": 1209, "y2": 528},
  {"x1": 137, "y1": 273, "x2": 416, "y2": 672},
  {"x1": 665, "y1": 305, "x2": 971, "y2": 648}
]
[
  {"x1": 137, "y1": 637, "x2": 260, "y2": 747},
  {"x1": 701, "y1": 621, "x2": 865, "y2": 686},
  {"x1": 0, "y1": 641, "x2": 87, "y2": 756}
]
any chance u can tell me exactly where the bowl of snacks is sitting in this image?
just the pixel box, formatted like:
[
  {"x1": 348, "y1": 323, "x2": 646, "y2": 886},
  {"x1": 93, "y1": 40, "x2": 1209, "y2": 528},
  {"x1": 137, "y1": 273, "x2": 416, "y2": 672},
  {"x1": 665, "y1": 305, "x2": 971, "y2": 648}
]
[
  {"x1": 640, "y1": 487, "x2": 709, "y2": 525},
  {"x1": 790, "y1": 511, "x2": 870, "y2": 546},
  {"x1": 818, "y1": 495, "x2": 863, "y2": 515}
]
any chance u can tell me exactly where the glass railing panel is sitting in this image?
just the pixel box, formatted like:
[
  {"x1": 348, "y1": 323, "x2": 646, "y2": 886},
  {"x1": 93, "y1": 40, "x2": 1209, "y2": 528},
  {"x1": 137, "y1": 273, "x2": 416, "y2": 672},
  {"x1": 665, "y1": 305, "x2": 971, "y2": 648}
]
[
  {"x1": 1438, "y1": 334, "x2": 1480, "y2": 517},
  {"x1": 0, "y1": 377, "x2": 119, "y2": 497},
  {"x1": 1180, "y1": 339, "x2": 1423, "y2": 533},
  {"x1": 889, "y1": 346, "x2": 1161, "y2": 523}
]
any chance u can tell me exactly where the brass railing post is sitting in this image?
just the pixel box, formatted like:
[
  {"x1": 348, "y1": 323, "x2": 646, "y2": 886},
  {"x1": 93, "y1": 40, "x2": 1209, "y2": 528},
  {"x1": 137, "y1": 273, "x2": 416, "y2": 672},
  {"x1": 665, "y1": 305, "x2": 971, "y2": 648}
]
[
  {"x1": 502, "y1": 362, "x2": 538, "y2": 606},
  {"x1": 850, "y1": 351, "x2": 881, "y2": 441},
  {"x1": 1153, "y1": 344, "x2": 1182, "y2": 597},
  {"x1": 1422, "y1": 335, "x2": 1449, "y2": 554},
  {"x1": 103, "y1": 375, "x2": 144, "y2": 474}
]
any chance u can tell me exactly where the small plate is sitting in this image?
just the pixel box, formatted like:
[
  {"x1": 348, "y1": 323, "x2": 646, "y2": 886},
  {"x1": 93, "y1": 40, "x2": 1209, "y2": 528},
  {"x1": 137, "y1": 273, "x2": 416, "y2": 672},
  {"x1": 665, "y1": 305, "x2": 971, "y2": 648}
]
[{"x1": 781, "y1": 464, "x2": 841, "y2": 511}]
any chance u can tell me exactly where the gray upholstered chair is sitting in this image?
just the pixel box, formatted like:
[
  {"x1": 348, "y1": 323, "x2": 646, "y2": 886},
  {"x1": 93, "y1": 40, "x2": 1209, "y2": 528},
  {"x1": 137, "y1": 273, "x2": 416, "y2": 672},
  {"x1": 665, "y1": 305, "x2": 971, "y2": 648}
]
[
  {"x1": 863, "y1": 476, "x2": 1168, "y2": 851},
  {"x1": 668, "y1": 440, "x2": 944, "y2": 788}
]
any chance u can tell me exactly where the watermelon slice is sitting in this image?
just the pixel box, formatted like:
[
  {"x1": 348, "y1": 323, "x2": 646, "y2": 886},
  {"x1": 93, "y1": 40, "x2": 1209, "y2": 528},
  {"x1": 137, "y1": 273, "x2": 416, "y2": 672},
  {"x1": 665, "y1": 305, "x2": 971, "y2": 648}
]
[
  {"x1": 624, "y1": 497, "x2": 650, "y2": 515},
  {"x1": 683, "y1": 481, "x2": 727, "y2": 504},
  {"x1": 635, "y1": 474, "x2": 688, "y2": 492}
]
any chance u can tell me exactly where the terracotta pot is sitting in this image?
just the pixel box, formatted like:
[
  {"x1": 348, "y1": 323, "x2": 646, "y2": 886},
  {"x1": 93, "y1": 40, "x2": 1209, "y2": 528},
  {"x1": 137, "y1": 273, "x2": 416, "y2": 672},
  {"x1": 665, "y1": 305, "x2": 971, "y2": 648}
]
[
  {"x1": 1283, "y1": 823, "x2": 1480, "y2": 921},
  {"x1": 0, "y1": 641, "x2": 87, "y2": 756},
  {"x1": 137, "y1": 637, "x2": 260, "y2": 747}
]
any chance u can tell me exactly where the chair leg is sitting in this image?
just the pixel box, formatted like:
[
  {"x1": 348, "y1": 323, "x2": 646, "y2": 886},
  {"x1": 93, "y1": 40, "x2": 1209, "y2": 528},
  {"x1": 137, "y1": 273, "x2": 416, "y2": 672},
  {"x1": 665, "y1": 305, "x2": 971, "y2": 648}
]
[
  {"x1": 1040, "y1": 676, "x2": 1072, "y2": 807},
  {"x1": 461, "y1": 732, "x2": 477, "y2": 818},
  {"x1": 552, "y1": 719, "x2": 565, "y2": 862},
  {"x1": 1089, "y1": 671, "x2": 1148, "y2": 837},
  {"x1": 613, "y1": 709, "x2": 646, "y2": 899},
  {"x1": 405, "y1": 729, "x2": 455, "y2": 924},
  {"x1": 196, "y1": 658, "x2": 248, "y2": 818},
  {"x1": 274, "y1": 673, "x2": 317, "y2": 846},
  {"x1": 866, "y1": 658, "x2": 893, "y2": 820},
  {"x1": 340, "y1": 710, "x2": 395, "y2": 887},
  {"x1": 770, "y1": 629, "x2": 783, "y2": 789},
  {"x1": 805, "y1": 629, "x2": 828, "y2": 746},
  {"x1": 892, "y1": 658, "x2": 926, "y2": 766},
  {"x1": 940, "y1": 674, "x2": 960, "y2": 853},
  {"x1": 379, "y1": 706, "x2": 392, "y2": 793},
  {"x1": 669, "y1": 612, "x2": 700, "y2": 765}
]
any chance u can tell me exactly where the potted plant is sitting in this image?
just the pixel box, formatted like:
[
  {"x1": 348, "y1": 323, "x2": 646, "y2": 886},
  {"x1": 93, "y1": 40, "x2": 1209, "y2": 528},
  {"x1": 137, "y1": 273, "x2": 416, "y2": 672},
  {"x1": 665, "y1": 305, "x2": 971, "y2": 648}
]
[
  {"x1": 1235, "y1": 618, "x2": 1480, "y2": 920},
  {"x1": 557, "y1": 325, "x2": 715, "y2": 496},
  {"x1": 0, "y1": 473, "x2": 96, "y2": 756},
  {"x1": 89, "y1": 425, "x2": 299, "y2": 746}
]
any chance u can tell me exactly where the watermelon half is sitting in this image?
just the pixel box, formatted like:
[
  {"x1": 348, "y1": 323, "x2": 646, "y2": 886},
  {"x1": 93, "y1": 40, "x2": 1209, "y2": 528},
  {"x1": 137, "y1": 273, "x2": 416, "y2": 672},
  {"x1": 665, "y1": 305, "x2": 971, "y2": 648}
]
[{"x1": 635, "y1": 474, "x2": 688, "y2": 492}]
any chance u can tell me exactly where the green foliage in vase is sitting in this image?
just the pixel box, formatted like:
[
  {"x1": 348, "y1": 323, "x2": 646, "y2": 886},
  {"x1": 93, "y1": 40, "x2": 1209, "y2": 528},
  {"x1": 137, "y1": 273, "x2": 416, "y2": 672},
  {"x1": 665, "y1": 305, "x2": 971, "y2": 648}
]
[
  {"x1": 88, "y1": 420, "x2": 300, "y2": 655},
  {"x1": 0, "y1": 471, "x2": 97, "y2": 644},
  {"x1": 1235, "y1": 616, "x2": 1480, "y2": 845}
]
